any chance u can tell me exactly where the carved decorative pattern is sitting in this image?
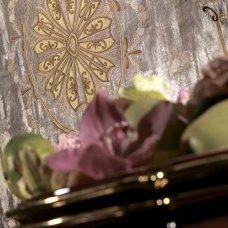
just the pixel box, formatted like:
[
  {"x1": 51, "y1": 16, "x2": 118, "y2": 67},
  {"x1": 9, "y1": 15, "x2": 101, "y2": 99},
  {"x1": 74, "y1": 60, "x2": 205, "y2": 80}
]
[
  {"x1": 19, "y1": 0, "x2": 141, "y2": 132},
  {"x1": 33, "y1": 0, "x2": 116, "y2": 110}
]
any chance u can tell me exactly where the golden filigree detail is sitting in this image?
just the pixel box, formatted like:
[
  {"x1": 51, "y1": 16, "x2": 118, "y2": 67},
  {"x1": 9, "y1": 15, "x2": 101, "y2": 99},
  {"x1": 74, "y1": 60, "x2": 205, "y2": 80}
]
[
  {"x1": 202, "y1": 3, "x2": 228, "y2": 56},
  {"x1": 33, "y1": 0, "x2": 115, "y2": 110},
  {"x1": 65, "y1": 0, "x2": 75, "y2": 14},
  {"x1": 21, "y1": 0, "x2": 141, "y2": 132}
]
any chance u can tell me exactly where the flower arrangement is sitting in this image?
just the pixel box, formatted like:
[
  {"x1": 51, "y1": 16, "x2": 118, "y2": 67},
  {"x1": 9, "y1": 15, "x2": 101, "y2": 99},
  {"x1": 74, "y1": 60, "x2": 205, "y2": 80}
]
[{"x1": 2, "y1": 56, "x2": 228, "y2": 200}]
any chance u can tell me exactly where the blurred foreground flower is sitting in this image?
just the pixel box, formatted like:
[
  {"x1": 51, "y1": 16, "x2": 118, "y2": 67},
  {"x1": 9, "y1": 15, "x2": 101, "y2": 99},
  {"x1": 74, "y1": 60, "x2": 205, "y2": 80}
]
[
  {"x1": 119, "y1": 74, "x2": 172, "y2": 101},
  {"x1": 182, "y1": 99, "x2": 228, "y2": 154},
  {"x1": 54, "y1": 133, "x2": 81, "y2": 152},
  {"x1": 181, "y1": 56, "x2": 228, "y2": 123},
  {"x1": 118, "y1": 74, "x2": 174, "y2": 126},
  {"x1": 3, "y1": 134, "x2": 53, "y2": 199},
  {"x1": 46, "y1": 93, "x2": 173, "y2": 181},
  {"x1": 181, "y1": 56, "x2": 228, "y2": 154},
  {"x1": 5, "y1": 56, "x2": 228, "y2": 199},
  {"x1": 177, "y1": 88, "x2": 191, "y2": 105}
]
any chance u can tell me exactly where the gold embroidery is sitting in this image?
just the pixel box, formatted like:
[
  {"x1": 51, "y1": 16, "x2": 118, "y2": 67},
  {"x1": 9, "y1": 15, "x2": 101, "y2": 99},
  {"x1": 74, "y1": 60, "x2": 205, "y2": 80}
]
[
  {"x1": 19, "y1": 0, "x2": 141, "y2": 132},
  {"x1": 34, "y1": 39, "x2": 64, "y2": 53},
  {"x1": 33, "y1": 0, "x2": 115, "y2": 110}
]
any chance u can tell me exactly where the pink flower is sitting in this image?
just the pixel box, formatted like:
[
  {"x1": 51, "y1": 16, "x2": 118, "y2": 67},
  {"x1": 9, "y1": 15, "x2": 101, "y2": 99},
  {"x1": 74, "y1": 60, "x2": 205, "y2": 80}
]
[
  {"x1": 47, "y1": 133, "x2": 81, "y2": 173},
  {"x1": 46, "y1": 93, "x2": 173, "y2": 180},
  {"x1": 54, "y1": 133, "x2": 81, "y2": 152},
  {"x1": 177, "y1": 88, "x2": 191, "y2": 105}
]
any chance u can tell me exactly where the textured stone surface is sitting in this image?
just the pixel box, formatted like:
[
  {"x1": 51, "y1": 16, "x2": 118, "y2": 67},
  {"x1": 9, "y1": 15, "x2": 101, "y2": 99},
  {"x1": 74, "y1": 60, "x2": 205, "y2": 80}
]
[{"x1": 0, "y1": 0, "x2": 227, "y2": 227}]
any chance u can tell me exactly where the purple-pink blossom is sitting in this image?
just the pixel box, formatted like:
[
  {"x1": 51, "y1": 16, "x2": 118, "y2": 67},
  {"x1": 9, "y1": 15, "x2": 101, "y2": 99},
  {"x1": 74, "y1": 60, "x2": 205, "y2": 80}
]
[{"x1": 46, "y1": 93, "x2": 173, "y2": 181}]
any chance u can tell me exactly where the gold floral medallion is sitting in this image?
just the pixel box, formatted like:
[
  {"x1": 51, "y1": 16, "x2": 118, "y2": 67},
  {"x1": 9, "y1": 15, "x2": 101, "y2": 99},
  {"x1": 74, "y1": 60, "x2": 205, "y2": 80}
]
[{"x1": 21, "y1": 0, "x2": 140, "y2": 132}]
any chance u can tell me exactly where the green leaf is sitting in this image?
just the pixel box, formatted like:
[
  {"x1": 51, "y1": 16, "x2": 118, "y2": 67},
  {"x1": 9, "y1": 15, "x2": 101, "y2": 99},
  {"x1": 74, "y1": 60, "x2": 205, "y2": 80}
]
[
  {"x1": 119, "y1": 74, "x2": 172, "y2": 101},
  {"x1": 181, "y1": 99, "x2": 228, "y2": 154},
  {"x1": 133, "y1": 74, "x2": 171, "y2": 94},
  {"x1": 119, "y1": 87, "x2": 168, "y2": 101},
  {"x1": 125, "y1": 99, "x2": 161, "y2": 126}
]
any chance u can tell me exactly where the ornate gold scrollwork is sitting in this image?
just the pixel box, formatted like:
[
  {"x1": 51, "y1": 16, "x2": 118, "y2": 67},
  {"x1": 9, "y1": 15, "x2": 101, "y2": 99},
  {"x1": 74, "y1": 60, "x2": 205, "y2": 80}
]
[
  {"x1": 18, "y1": 0, "x2": 141, "y2": 132},
  {"x1": 202, "y1": 3, "x2": 228, "y2": 56},
  {"x1": 33, "y1": 1, "x2": 116, "y2": 111}
]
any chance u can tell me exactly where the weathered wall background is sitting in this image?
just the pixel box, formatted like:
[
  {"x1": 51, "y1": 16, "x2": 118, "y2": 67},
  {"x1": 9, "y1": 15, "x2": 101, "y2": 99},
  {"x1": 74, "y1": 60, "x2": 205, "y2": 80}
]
[{"x1": 0, "y1": 0, "x2": 227, "y2": 227}]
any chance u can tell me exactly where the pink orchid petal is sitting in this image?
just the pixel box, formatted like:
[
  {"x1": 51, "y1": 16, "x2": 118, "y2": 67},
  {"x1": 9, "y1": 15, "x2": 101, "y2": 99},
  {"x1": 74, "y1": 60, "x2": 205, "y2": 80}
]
[
  {"x1": 47, "y1": 96, "x2": 173, "y2": 182},
  {"x1": 55, "y1": 133, "x2": 81, "y2": 152},
  {"x1": 177, "y1": 88, "x2": 191, "y2": 105},
  {"x1": 80, "y1": 92, "x2": 126, "y2": 148},
  {"x1": 46, "y1": 149, "x2": 81, "y2": 173},
  {"x1": 127, "y1": 135, "x2": 159, "y2": 166},
  {"x1": 75, "y1": 143, "x2": 127, "y2": 180},
  {"x1": 128, "y1": 101, "x2": 173, "y2": 165}
]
